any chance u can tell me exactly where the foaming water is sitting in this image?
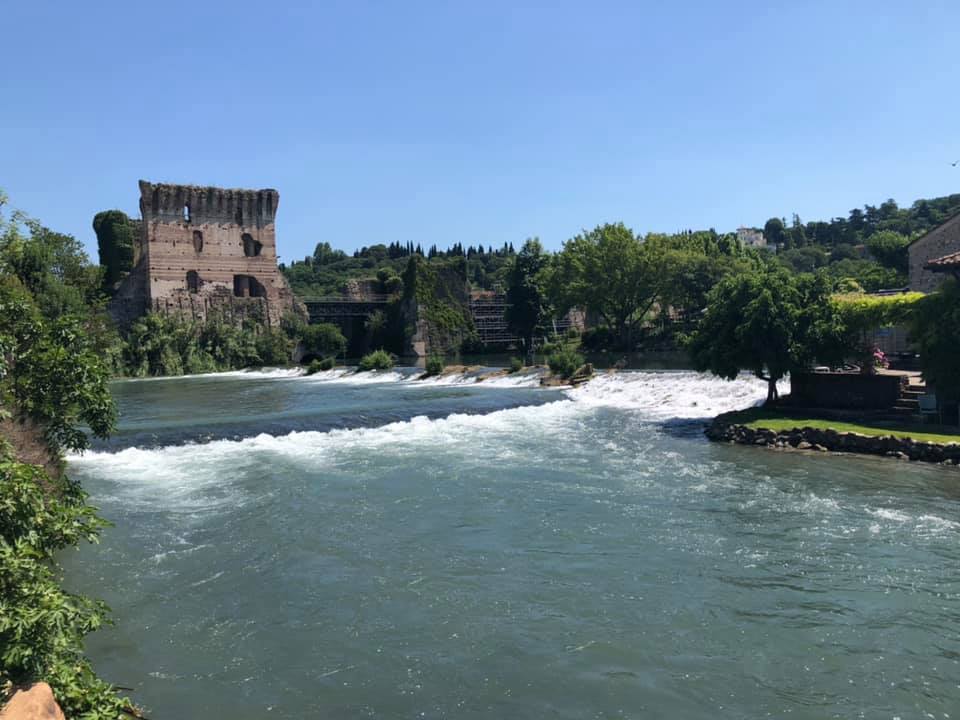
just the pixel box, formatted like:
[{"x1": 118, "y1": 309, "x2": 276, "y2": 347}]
[
  {"x1": 121, "y1": 366, "x2": 307, "y2": 382},
  {"x1": 63, "y1": 370, "x2": 960, "y2": 719}
]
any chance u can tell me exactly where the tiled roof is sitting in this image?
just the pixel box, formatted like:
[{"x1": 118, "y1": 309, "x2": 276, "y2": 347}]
[{"x1": 925, "y1": 250, "x2": 960, "y2": 272}]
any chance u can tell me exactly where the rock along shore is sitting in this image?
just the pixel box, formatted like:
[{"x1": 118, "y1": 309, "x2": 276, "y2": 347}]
[{"x1": 705, "y1": 418, "x2": 960, "y2": 466}]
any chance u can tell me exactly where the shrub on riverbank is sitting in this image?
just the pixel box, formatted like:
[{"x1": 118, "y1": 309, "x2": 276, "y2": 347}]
[
  {"x1": 424, "y1": 355, "x2": 445, "y2": 376},
  {"x1": 548, "y1": 347, "x2": 585, "y2": 379},
  {"x1": 358, "y1": 349, "x2": 395, "y2": 371},
  {"x1": 0, "y1": 451, "x2": 133, "y2": 718},
  {"x1": 509, "y1": 357, "x2": 524, "y2": 373},
  {"x1": 306, "y1": 357, "x2": 336, "y2": 374},
  {"x1": 0, "y1": 214, "x2": 132, "y2": 714}
]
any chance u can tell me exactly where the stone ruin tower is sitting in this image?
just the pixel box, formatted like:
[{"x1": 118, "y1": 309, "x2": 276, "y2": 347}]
[{"x1": 111, "y1": 180, "x2": 300, "y2": 328}]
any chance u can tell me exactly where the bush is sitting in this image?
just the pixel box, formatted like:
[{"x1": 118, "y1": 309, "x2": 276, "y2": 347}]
[
  {"x1": 358, "y1": 349, "x2": 395, "y2": 371},
  {"x1": 306, "y1": 357, "x2": 336, "y2": 375},
  {"x1": 548, "y1": 348, "x2": 585, "y2": 379},
  {"x1": 301, "y1": 322, "x2": 347, "y2": 359},
  {"x1": 0, "y1": 452, "x2": 133, "y2": 717},
  {"x1": 255, "y1": 327, "x2": 292, "y2": 365},
  {"x1": 509, "y1": 357, "x2": 524, "y2": 373},
  {"x1": 424, "y1": 355, "x2": 444, "y2": 376},
  {"x1": 566, "y1": 327, "x2": 580, "y2": 340}
]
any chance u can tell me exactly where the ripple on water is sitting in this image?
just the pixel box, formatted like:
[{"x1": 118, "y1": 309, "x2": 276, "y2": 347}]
[{"x1": 63, "y1": 371, "x2": 960, "y2": 719}]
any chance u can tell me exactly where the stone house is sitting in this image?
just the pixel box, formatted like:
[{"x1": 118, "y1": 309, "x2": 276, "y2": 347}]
[
  {"x1": 908, "y1": 211, "x2": 960, "y2": 292},
  {"x1": 110, "y1": 180, "x2": 301, "y2": 329}
]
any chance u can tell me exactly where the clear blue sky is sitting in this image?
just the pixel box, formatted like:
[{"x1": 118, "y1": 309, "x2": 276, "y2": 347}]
[{"x1": 2, "y1": 1, "x2": 958, "y2": 262}]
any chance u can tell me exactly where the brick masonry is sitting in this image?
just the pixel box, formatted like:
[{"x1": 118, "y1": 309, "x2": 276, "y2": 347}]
[{"x1": 110, "y1": 180, "x2": 301, "y2": 328}]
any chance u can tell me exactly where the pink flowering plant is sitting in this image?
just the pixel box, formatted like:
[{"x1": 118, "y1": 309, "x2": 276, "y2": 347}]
[{"x1": 872, "y1": 348, "x2": 889, "y2": 370}]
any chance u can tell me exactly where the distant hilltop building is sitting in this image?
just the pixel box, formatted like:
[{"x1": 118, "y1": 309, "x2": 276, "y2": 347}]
[
  {"x1": 736, "y1": 227, "x2": 767, "y2": 248},
  {"x1": 110, "y1": 180, "x2": 300, "y2": 328}
]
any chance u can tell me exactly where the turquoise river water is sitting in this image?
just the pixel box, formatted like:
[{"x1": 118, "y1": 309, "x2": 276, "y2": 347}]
[{"x1": 62, "y1": 368, "x2": 960, "y2": 719}]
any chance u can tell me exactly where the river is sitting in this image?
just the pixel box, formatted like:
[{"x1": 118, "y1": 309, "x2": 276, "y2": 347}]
[{"x1": 63, "y1": 368, "x2": 960, "y2": 719}]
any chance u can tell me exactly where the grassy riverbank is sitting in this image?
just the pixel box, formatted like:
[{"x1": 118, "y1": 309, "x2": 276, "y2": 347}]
[{"x1": 722, "y1": 407, "x2": 960, "y2": 445}]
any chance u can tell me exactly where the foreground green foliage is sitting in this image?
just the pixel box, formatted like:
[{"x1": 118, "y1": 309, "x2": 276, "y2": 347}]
[
  {"x1": 1, "y1": 194, "x2": 133, "y2": 715},
  {"x1": 0, "y1": 243, "x2": 116, "y2": 453},
  {"x1": 0, "y1": 194, "x2": 138, "y2": 714},
  {"x1": 722, "y1": 407, "x2": 960, "y2": 445},
  {"x1": 358, "y1": 349, "x2": 395, "y2": 371},
  {"x1": 0, "y1": 453, "x2": 134, "y2": 718}
]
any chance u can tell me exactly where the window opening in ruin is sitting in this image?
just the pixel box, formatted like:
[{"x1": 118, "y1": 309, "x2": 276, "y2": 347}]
[
  {"x1": 242, "y1": 233, "x2": 263, "y2": 257},
  {"x1": 184, "y1": 204, "x2": 191, "y2": 223},
  {"x1": 233, "y1": 274, "x2": 266, "y2": 298},
  {"x1": 186, "y1": 270, "x2": 200, "y2": 293},
  {"x1": 235, "y1": 206, "x2": 243, "y2": 225},
  {"x1": 192, "y1": 230, "x2": 204, "y2": 253}
]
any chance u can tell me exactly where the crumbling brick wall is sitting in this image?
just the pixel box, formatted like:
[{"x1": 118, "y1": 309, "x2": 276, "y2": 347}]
[{"x1": 110, "y1": 180, "x2": 302, "y2": 329}]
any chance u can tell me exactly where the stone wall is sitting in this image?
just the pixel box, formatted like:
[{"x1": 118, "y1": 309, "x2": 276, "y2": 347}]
[
  {"x1": 909, "y1": 213, "x2": 960, "y2": 292},
  {"x1": 706, "y1": 420, "x2": 960, "y2": 466},
  {"x1": 788, "y1": 372, "x2": 904, "y2": 410}
]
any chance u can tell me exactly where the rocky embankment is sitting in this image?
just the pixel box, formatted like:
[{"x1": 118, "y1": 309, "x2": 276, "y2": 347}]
[{"x1": 706, "y1": 418, "x2": 960, "y2": 466}]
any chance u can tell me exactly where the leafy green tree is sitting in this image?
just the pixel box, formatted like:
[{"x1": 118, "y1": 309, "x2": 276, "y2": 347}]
[
  {"x1": 550, "y1": 223, "x2": 669, "y2": 348},
  {"x1": 2, "y1": 208, "x2": 103, "y2": 319},
  {"x1": 911, "y1": 279, "x2": 960, "y2": 402},
  {"x1": 689, "y1": 269, "x2": 843, "y2": 403},
  {"x1": 312, "y1": 241, "x2": 347, "y2": 266},
  {"x1": 301, "y1": 322, "x2": 347, "y2": 360},
  {"x1": 505, "y1": 238, "x2": 550, "y2": 359},
  {"x1": 865, "y1": 230, "x2": 911, "y2": 274},
  {"x1": 763, "y1": 217, "x2": 785, "y2": 246},
  {"x1": 92, "y1": 210, "x2": 138, "y2": 289},
  {"x1": 777, "y1": 246, "x2": 829, "y2": 273},
  {"x1": 0, "y1": 278, "x2": 116, "y2": 453}
]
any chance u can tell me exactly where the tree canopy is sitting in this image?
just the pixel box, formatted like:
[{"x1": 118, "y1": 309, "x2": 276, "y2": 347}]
[
  {"x1": 549, "y1": 223, "x2": 671, "y2": 347},
  {"x1": 505, "y1": 238, "x2": 550, "y2": 358},
  {"x1": 689, "y1": 268, "x2": 844, "y2": 402}
]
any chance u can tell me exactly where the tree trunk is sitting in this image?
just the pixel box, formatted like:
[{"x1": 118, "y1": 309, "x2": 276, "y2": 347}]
[{"x1": 766, "y1": 378, "x2": 779, "y2": 404}]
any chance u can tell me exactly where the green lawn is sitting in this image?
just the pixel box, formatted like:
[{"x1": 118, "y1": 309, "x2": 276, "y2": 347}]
[{"x1": 721, "y1": 407, "x2": 960, "y2": 445}]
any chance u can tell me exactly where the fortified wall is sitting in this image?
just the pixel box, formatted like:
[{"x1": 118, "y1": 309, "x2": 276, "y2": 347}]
[{"x1": 110, "y1": 180, "x2": 300, "y2": 328}]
